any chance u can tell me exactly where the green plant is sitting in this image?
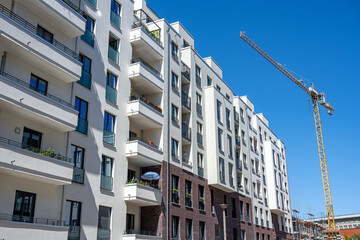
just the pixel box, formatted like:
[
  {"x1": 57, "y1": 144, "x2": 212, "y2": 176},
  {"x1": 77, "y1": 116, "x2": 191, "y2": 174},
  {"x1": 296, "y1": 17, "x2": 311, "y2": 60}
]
[
  {"x1": 186, "y1": 192, "x2": 191, "y2": 197},
  {"x1": 199, "y1": 197, "x2": 204, "y2": 201}
]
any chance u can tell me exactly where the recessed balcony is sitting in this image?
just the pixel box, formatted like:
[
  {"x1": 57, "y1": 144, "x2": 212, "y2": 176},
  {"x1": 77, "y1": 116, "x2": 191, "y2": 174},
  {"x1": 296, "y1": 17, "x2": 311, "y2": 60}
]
[
  {"x1": 0, "y1": 136, "x2": 73, "y2": 185},
  {"x1": 181, "y1": 62, "x2": 191, "y2": 83},
  {"x1": 0, "y1": 4, "x2": 82, "y2": 82},
  {"x1": 0, "y1": 72, "x2": 78, "y2": 132},
  {"x1": 20, "y1": 0, "x2": 86, "y2": 37},
  {"x1": 124, "y1": 183, "x2": 162, "y2": 206},
  {"x1": 129, "y1": 59, "x2": 163, "y2": 95},
  {"x1": 127, "y1": 96, "x2": 163, "y2": 129},
  {"x1": 126, "y1": 137, "x2": 163, "y2": 166},
  {"x1": 181, "y1": 91, "x2": 191, "y2": 113}
]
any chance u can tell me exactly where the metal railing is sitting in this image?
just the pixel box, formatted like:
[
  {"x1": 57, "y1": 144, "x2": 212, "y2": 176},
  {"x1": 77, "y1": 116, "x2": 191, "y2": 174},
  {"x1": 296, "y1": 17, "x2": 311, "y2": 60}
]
[
  {"x1": 182, "y1": 124, "x2": 191, "y2": 142},
  {"x1": 103, "y1": 129, "x2": 115, "y2": 146},
  {"x1": 0, "y1": 4, "x2": 79, "y2": 60},
  {"x1": 129, "y1": 95, "x2": 162, "y2": 113},
  {"x1": 0, "y1": 213, "x2": 64, "y2": 226},
  {"x1": 128, "y1": 136, "x2": 161, "y2": 151},
  {"x1": 0, "y1": 71, "x2": 75, "y2": 109},
  {"x1": 181, "y1": 62, "x2": 190, "y2": 80},
  {"x1": 0, "y1": 136, "x2": 72, "y2": 163},
  {"x1": 124, "y1": 229, "x2": 160, "y2": 236},
  {"x1": 97, "y1": 228, "x2": 110, "y2": 240},
  {"x1": 131, "y1": 58, "x2": 161, "y2": 77},
  {"x1": 181, "y1": 91, "x2": 191, "y2": 110},
  {"x1": 100, "y1": 175, "x2": 113, "y2": 191},
  {"x1": 81, "y1": 29, "x2": 95, "y2": 47},
  {"x1": 61, "y1": 0, "x2": 84, "y2": 15}
]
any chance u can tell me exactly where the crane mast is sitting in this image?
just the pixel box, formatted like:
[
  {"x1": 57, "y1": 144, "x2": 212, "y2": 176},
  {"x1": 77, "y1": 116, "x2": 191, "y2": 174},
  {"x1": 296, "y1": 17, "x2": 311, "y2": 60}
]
[{"x1": 239, "y1": 32, "x2": 337, "y2": 232}]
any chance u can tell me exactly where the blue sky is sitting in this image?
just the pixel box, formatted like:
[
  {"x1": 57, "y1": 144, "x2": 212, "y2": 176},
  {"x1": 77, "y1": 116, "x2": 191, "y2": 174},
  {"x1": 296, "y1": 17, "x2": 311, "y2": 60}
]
[{"x1": 149, "y1": 0, "x2": 360, "y2": 217}]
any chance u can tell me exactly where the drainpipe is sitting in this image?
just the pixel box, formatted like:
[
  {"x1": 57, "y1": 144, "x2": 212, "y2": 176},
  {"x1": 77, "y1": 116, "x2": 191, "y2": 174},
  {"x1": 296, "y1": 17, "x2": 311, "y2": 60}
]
[
  {"x1": 166, "y1": 25, "x2": 171, "y2": 240},
  {"x1": 0, "y1": 51, "x2": 7, "y2": 73}
]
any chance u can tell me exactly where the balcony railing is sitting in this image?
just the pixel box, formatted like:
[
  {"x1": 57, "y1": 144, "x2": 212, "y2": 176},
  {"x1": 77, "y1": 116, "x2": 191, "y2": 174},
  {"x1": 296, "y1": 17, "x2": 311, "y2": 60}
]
[
  {"x1": 97, "y1": 228, "x2": 110, "y2": 240},
  {"x1": 128, "y1": 136, "x2": 161, "y2": 151},
  {"x1": 0, "y1": 136, "x2": 72, "y2": 163},
  {"x1": 236, "y1": 159, "x2": 242, "y2": 171},
  {"x1": 124, "y1": 229, "x2": 160, "y2": 236},
  {"x1": 196, "y1": 103, "x2": 202, "y2": 116},
  {"x1": 182, "y1": 124, "x2": 191, "y2": 142},
  {"x1": 0, "y1": 71, "x2": 75, "y2": 109},
  {"x1": 172, "y1": 191, "x2": 179, "y2": 204},
  {"x1": 131, "y1": 58, "x2": 161, "y2": 78},
  {"x1": 68, "y1": 225, "x2": 80, "y2": 240},
  {"x1": 234, "y1": 111, "x2": 240, "y2": 123},
  {"x1": 129, "y1": 95, "x2": 162, "y2": 113},
  {"x1": 103, "y1": 129, "x2": 115, "y2": 146},
  {"x1": 110, "y1": 10, "x2": 121, "y2": 29},
  {"x1": 181, "y1": 62, "x2": 190, "y2": 81},
  {"x1": 81, "y1": 29, "x2": 95, "y2": 47},
  {"x1": 132, "y1": 9, "x2": 161, "y2": 44},
  {"x1": 181, "y1": 91, "x2": 191, "y2": 110},
  {"x1": 0, "y1": 213, "x2": 64, "y2": 226},
  {"x1": 86, "y1": 0, "x2": 97, "y2": 8},
  {"x1": 235, "y1": 136, "x2": 241, "y2": 147},
  {"x1": 197, "y1": 133, "x2": 203, "y2": 146},
  {"x1": 61, "y1": 0, "x2": 84, "y2": 15},
  {"x1": 198, "y1": 167, "x2": 204, "y2": 177},
  {"x1": 76, "y1": 118, "x2": 88, "y2": 135},
  {"x1": 78, "y1": 69, "x2": 92, "y2": 89},
  {"x1": 73, "y1": 167, "x2": 84, "y2": 184},
  {"x1": 108, "y1": 46, "x2": 119, "y2": 64},
  {"x1": 100, "y1": 175, "x2": 113, "y2": 191},
  {"x1": 106, "y1": 85, "x2": 117, "y2": 104},
  {"x1": 185, "y1": 195, "x2": 192, "y2": 208},
  {"x1": 196, "y1": 75, "x2": 201, "y2": 87},
  {"x1": 0, "y1": 4, "x2": 80, "y2": 60}
]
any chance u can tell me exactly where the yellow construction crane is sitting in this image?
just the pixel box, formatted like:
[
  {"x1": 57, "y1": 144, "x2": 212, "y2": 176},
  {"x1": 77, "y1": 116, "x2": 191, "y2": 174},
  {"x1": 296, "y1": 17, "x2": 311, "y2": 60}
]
[{"x1": 239, "y1": 31, "x2": 338, "y2": 235}]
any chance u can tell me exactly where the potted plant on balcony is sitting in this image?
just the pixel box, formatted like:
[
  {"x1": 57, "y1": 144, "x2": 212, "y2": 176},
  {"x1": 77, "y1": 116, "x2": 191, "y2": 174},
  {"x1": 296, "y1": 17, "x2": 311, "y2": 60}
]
[
  {"x1": 172, "y1": 188, "x2": 178, "y2": 193},
  {"x1": 148, "y1": 141, "x2": 154, "y2": 146},
  {"x1": 199, "y1": 196, "x2": 204, "y2": 202}
]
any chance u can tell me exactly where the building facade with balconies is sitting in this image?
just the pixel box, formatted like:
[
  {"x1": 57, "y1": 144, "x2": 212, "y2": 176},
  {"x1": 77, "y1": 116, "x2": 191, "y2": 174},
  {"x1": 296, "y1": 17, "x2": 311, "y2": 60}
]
[{"x1": 0, "y1": 0, "x2": 294, "y2": 240}]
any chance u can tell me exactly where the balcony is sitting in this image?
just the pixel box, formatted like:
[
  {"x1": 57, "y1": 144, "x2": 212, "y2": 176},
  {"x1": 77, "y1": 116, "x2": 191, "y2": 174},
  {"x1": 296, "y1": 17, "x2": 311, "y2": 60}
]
[
  {"x1": 110, "y1": 10, "x2": 121, "y2": 29},
  {"x1": 80, "y1": 29, "x2": 95, "y2": 47},
  {"x1": 181, "y1": 91, "x2": 191, "y2": 112},
  {"x1": 235, "y1": 136, "x2": 241, "y2": 148},
  {"x1": 234, "y1": 111, "x2": 240, "y2": 124},
  {"x1": 0, "y1": 5, "x2": 82, "y2": 82},
  {"x1": 129, "y1": 59, "x2": 163, "y2": 94},
  {"x1": 78, "y1": 69, "x2": 92, "y2": 89},
  {"x1": 128, "y1": 96, "x2": 163, "y2": 129},
  {"x1": 106, "y1": 85, "x2": 117, "y2": 104},
  {"x1": 124, "y1": 183, "x2": 162, "y2": 206},
  {"x1": 21, "y1": 0, "x2": 86, "y2": 37},
  {"x1": 0, "y1": 213, "x2": 68, "y2": 239},
  {"x1": 108, "y1": 46, "x2": 119, "y2": 64},
  {"x1": 130, "y1": 20, "x2": 163, "y2": 63},
  {"x1": 100, "y1": 175, "x2": 113, "y2": 191},
  {"x1": 0, "y1": 136, "x2": 73, "y2": 185},
  {"x1": 123, "y1": 230, "x2": 162, "y2": 240},
  {"x1": 181, "y1": 62, "x2": 190, "y2": 82},
  {"x1": 0, "y1": 72, "x2": 78, "y2": 131},
  {"x1": 126, "y1": 137, "x2": 163, "y2": 166},
  {"x1": 103, "y1": 129, "x2": 115, "y2": 146},
  {"x1": 182, "y1": 124, "x2": 191, "y2": 143}
]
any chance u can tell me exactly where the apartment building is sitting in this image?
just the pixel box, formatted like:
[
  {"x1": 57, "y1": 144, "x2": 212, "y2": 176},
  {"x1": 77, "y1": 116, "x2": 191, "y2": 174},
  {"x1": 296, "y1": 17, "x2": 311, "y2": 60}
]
[{"x1": 0, "y1": 0, "x2": 293, "y2": 240}]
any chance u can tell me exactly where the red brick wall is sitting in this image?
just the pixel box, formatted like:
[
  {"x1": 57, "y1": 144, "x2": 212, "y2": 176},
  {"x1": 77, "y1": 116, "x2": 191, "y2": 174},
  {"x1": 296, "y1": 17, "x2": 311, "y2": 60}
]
[{"x1": 340, "y1": 228, "x2": 360, "y2": 238}]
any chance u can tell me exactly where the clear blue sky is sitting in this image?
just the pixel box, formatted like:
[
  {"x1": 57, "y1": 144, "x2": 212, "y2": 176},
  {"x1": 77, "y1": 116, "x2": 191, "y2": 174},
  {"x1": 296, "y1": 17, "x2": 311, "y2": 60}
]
[{"x1": 149, "y1": 0, "x2": 360, "y2": 217}]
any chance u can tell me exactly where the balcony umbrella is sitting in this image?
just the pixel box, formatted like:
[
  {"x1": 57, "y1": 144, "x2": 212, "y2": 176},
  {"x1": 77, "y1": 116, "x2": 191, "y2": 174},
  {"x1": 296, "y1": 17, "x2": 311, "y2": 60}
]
[{"x1": 141, "y1": 172, "x2": 161, "y2": 181}]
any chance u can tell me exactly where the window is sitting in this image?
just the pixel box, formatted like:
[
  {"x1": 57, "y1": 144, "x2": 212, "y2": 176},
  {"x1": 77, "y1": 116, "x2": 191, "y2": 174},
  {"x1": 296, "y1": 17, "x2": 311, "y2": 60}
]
[
  {"x1": 185, "y1": 180, "x2": 192, "y2": 207},
  {"x1": 195, "y1": 65, "x2": 201, "y2": 87},
  {"x1": 22, "y1": 127, "x2": 42, "y2": 149},
  {"x1": 108, "y1": 35, "x2": 119, "y2": 64},
  {"x1": 82, "y1": 14, "x2": 95, "y2": 46},
  {"x1": 233, "y1": 228, "x2": 238, "y2": 240},
  {"x1": 197, "y1": 152, "x2": 204, "y2": 174},
  {"x1": 30, "y1": 74, "x2": 47, "y2": 94},
  {"x1": 111, "y1": 0, "x2": 121, "y2": 15},
  {"x1": 196, "y1": 93, "x2": 202, "y2": 105},
  {"x1": 226, "y1": 108, "x2": 230, "y2": 129},
  {"x1": 171, "y1": 72, "x2": 179, "y2": 91},
  {"x1": 186, "y1": 219, "x2": 192, "y2": 240},
  {"x1": 231, "y1": 197, "x2": 236, "y2": 218},
  {"x1": 79, "y1": 54, "x2": 92, "y2": 74},
  {"x1": 13, "y1": 191, "x2": 36, "y2": 222},
  {"x1": 98, "y1": 206, "x2": 111, "y2": 234},
  {"x1": 199, "y1": 221, "x2": 205, "y2": 240},
  {"x1": 84, "y1": 14, "x2": 95, "y2": 33},
  {"x1": 217, "y1": 100, "x2": 222, "y2": 123},
  {"x1": 197, "y1": 122, "x2": 203, "y2": 145},
  {"x1": 71, "y1": 145, "x2": 85, "y2": 183},
  {"x1": 241, "y1": 130, "x2": 245, "y2": 142},
  {"x1": 240, "y1": 201, "x2": 244, "y2": 221},
  {"x1": 246, "y1": 203, "x2": 250, "y2": 222},
  {"x1": 126, "y1": 213, "x2": 134, "y2": 231},
  {"x1": 272, "y1": 150, "x2": 276, "y2": 166},
  {"x1": 78, "y1": 53, "x2": 92, "y2": 88},
  {"x1": 65, "y1": 200, "x2": 81, "y2": 227},
  {"x1": 229, "y1": 163, "x2": 234, "y2": 187},
  {"x1": 274, "y1": 170, "x2": 277, "y2": 186},
  {"x1": 227, "y1": 135, "x2": 233, "y2": 158},
  {"x1": 244, "y1": 177, "x2": 249, "y2": 193},
  {"x1": 183, "y1": 40, "x2": 189, "y2": 48},
  {"x1": 240, "y1": 108, "x2": 244, "y2": 121},
  {"x1": 223, "y1": 195, "x2": 227, "y2": 216},
  {"x1": 198, "y1": 185, "x2": 205, "y2": 211},
  {"x1": 218, "y1": 128, "x2": 223, "y2": 152},
  {"x1": 103, "y1": 112, "x2": 115, "y2": 145},
  {"x1": 172, "y1": 175, "x2": 179, "y2": 204},
  {"x1": 241, "y1": 230, "x2": 246, "y2": 240},
  {"x1": 171, "y1": 138, "x2": 179, "y2": 158},
  {"x1": 171, "y1": 105, "x2": 179, "y2": 125},
  {"x1": 75, "y1": 97, "x2": 88, "y2": 134},
  {"x1": 226, "y1": 94, "x2": 230, "y2": 100},
  {"x1": 243, "y1": 154, "x2": 247, "y2": 168},
  {"x1": 211, "y1": 189, "x2": 214, "y2": 213},
  {"x1": 196, "y1": 93, "x2": 202, "y2": 116},
  {"x1": 216, "y1": 84, "x2": 221, "y2": 91},
  {"x1": 207, "y1": 76, "x2": 212, "y2": 86},
  {"x1": 172, "y1": 216, "x2": 180, "y2": 239},
  {"x1": 171, "y1": 41, "x2": 178, "y2": 59},
  {"x1": 219, "y1": 157, "x2": 225, "y2": 183},
  {"x1": 101, "y1": 156, "x2": 113, "y2": 178},
  {"x1": 37, "y1": 25, "x2": 53, "y2": 43},
  {"x1": 127, "y1": 169, "x2": 135, "y2": 181}
]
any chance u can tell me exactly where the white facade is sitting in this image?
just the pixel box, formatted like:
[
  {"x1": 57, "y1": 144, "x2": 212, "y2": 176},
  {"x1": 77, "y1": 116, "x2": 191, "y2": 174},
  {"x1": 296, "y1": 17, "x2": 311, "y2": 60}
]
[{"x1": 0, "y1": 0, "x2": 293, "y2": 239}]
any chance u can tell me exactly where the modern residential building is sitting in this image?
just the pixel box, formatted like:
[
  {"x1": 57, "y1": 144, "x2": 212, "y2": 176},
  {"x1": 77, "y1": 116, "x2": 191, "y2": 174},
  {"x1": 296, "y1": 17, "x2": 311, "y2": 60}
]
[
  {"x1": 0, "y1": 0, "x2": 293, "y2": 240},
  {"x1": 312, "y1": 213, "x2": 360, "y2": 230}
]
